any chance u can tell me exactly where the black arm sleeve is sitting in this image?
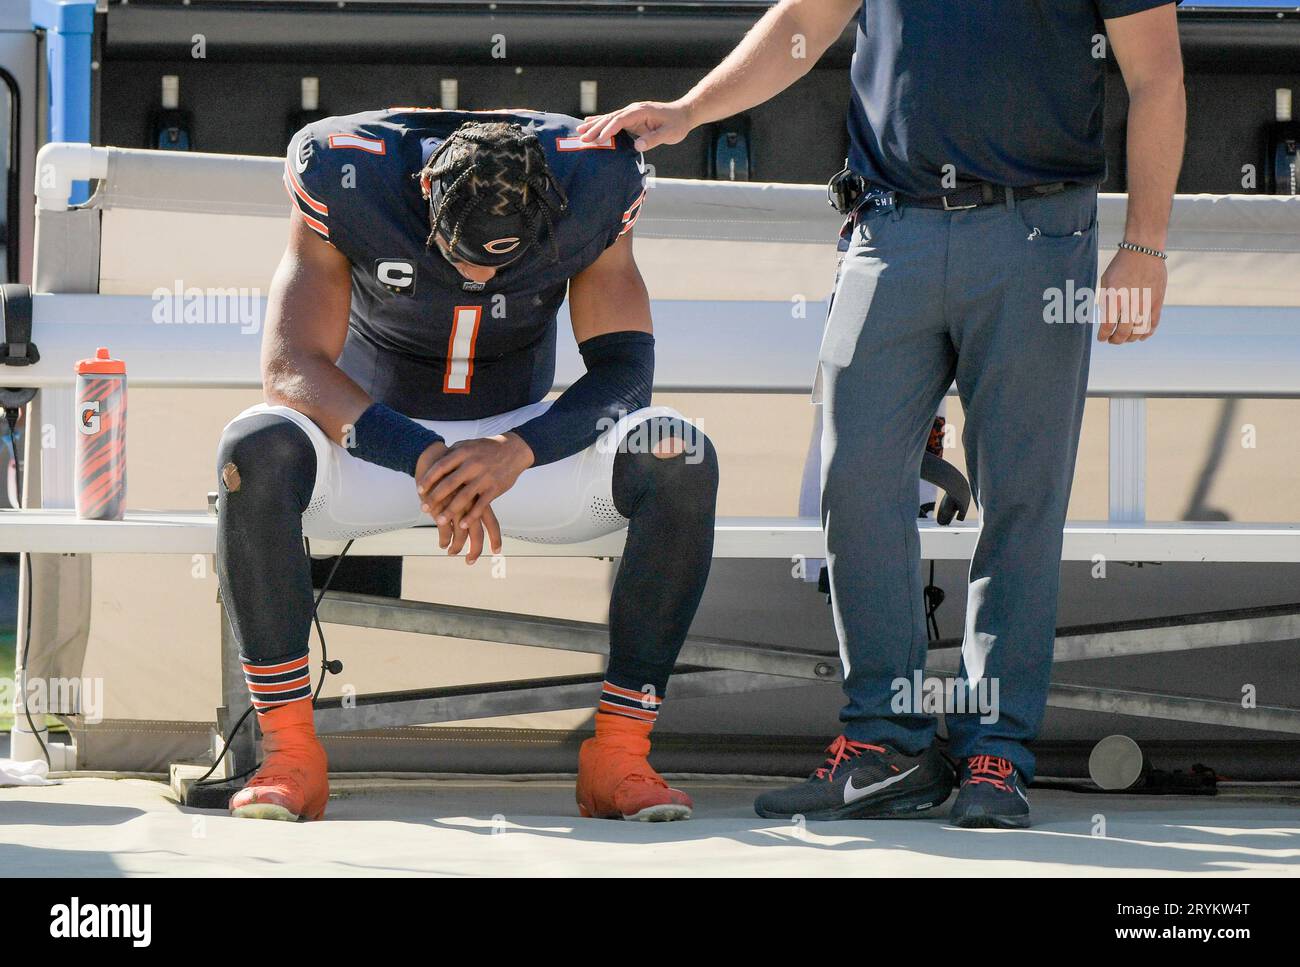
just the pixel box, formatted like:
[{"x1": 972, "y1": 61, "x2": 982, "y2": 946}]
[
  {"x1": 351, "y1": 402, "x2": 445, "y2": 477},
  {"x1": 511, "y1": 330, "x2": 655, "y2": 467}
]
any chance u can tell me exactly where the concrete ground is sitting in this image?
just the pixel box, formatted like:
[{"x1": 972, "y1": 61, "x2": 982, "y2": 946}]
[{"x1": 1, "y1": 776, "x2": 1297, "y2": 877}]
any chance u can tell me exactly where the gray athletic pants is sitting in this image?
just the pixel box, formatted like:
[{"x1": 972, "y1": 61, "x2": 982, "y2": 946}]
[{"x1": 818, "y1": 183, "x2": 1098, "y2": 780}]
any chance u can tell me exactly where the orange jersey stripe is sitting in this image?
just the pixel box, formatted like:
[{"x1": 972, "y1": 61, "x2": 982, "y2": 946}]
[
  {"x1": 327, "y1": 133, "x2": 387, "y2": 154},
  {"x1": 557, "y1": 135, "x2": 614, "y2": 151},
  {"x1": 283, "y1": 165, "x2": 329, "y2": 217},
  {"x1": 622, "y1": 188, "x2": 646, "y2": 221}
]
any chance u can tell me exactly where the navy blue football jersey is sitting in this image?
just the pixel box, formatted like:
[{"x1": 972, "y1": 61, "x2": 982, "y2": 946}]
[{"x1": 283, "y1": 108, "x2": 647, "y2": 420}]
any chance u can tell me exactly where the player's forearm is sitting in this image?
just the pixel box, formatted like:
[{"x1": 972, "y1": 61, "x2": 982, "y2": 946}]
[
  {"x1": 512, "y1": 331, "x2": 655, "y2": 468},
  {"x1": 260, "y1": 348, "x2": 371, "y2": 444},
  {"x1": 679, "y1": 0, "x2": 853, "y2": 128},
  {"x1": 267, "y1": 351, "x2": 448, "y2": 476},
  {"x1": 1121, "y1": 75, "x2": 1185, "y2": 250},
  {"x1": 260, "y1": 242, "x2": 373, "y2": 445}
]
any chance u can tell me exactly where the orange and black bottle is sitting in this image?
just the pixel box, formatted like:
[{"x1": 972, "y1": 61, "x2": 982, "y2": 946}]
[{"x1": 75, "y1": 347, "x2": 127, "y2": 521}]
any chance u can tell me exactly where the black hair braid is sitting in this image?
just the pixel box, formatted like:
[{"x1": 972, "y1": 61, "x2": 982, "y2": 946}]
[
  {"x1": 424, "y1": 162, "x2": 479, "y2": 249},
  {"x1": 447, "y1": 192, "x2": 486, "y2": 255},
  {"x1": 518, "y1": 203, "x2": 539, "y2": 256},
  {"x1": 419, "y1": 120, "x2": 570, "y2": 261},
  {"x1": 525, "y1": 167, "x2": 566, "y2": 251}
]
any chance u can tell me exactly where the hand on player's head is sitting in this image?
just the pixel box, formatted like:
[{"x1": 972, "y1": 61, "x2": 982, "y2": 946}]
[{"x1": 577, "y1": 101, "x2": 693, "y2": 152}]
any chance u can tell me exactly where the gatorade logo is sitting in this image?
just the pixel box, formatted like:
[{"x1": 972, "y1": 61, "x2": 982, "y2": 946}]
[
  {"x1": 79, "y1": 399, "x2": 100, "y2": 435},
  {"x1": 374, "y1": 259, "x2": 416, "y2": 294}
]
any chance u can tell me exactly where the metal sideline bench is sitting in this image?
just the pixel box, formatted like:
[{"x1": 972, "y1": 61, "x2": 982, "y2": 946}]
[{"x1": 4, "y1": 142, "x2": 1300, "y2": 776}]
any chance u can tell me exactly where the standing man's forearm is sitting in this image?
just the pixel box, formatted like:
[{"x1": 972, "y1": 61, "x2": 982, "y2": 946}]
[
  {"x1": 1096, "y1": 4, "x2": 1185, "y2": 343},
  {"x1": 680, "y1": 0, "x2": 858, "y2": 126},
  {"x1": 579, "y1": 0, "x2": 859, "y2": 150},
  {"x1": 1121, "y1": 76, "x2": 1186, "y2": 251}
]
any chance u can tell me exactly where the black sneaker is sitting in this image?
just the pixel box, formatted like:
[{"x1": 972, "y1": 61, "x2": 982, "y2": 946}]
[
  {"x1": 754, "y1": 736, "x2": 955, "y2": 821},
  {"x1": 949, "y1": 755, "x2": 1031, "y2": 829}
]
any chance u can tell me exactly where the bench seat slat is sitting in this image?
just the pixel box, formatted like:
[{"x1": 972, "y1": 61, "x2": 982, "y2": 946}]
[{"x1": 2, "y1": 509, "x2": 1298, "y2": 563}]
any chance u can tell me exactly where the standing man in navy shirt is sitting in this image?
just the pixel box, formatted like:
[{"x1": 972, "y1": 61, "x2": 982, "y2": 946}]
[{"x1": 583, "y1": 1, "x2": 1185, "y2": 827}]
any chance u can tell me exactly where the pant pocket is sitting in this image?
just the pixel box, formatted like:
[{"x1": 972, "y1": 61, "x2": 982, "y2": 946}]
[
  {"x1": 1015, "y1": 186, "x2": 1099, "y2": 240},
  {"x1": 1016, "y1": 224, "x2": 1100, "y2": 334}
]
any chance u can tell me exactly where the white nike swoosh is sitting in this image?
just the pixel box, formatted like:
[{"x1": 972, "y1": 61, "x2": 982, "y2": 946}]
[{"x1": 844, "y1": 765, "x2": 920, "y2": 804}]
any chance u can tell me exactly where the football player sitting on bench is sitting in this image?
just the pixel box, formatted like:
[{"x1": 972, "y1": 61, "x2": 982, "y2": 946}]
[{"x1": 214, "y1": 109, "x2": 718, "y2": 823}]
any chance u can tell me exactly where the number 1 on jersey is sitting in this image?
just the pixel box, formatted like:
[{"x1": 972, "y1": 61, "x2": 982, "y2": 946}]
[{"x1": 444, "y1": 305, "x2": 482, "y2": 394}]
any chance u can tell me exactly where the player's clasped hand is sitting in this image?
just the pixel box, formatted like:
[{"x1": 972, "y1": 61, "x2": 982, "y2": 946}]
[{"x1": 414, "y1": 433, "x2": 534, "y2": 564}]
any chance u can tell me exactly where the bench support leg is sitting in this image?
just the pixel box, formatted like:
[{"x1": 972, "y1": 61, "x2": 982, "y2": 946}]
[
  {"x1": 312, "y1": 669, "x2": 791, "y2": 733},
  {"x1": 217, "y1": 599, "x2": 257, "y2": 779},
  {"x1": 1109, "y1": 397, "x2": 1146, "y2": 523},
  {"x1": 1044, "y1": 682, "x2": 1300, "y2": 734},
  {"x1": 316, "y1": 590, "x2": 842, "y2": 683}
]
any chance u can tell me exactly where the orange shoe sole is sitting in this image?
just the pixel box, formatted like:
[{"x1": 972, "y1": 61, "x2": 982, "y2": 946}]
[
  {"x1": 578, "y1": 801, "x2": 692, "y2": 822},
  {"x1": 231, "y1": 801, "x2": 326, "y2": 822},
  {"x1": 230, "y1": 789, "x2": 327, "y2": 822}
]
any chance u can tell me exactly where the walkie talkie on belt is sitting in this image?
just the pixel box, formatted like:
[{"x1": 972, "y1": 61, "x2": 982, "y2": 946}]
[{"x1": 827, "y1": 160, "x2": 866, "y2": 214}]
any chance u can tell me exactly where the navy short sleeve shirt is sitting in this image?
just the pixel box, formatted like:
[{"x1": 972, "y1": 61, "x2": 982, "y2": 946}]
[{"x1": 846, "y1": 1, "x2": 1180, "y2": 196}]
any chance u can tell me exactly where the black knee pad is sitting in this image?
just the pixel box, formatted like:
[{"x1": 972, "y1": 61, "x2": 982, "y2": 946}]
[
  {"x1": 215, "y1": 413, "x2": 317, "y2": 513},
  {"x1": 612, "y1": 417, "x2": 719, "y2": 519}
]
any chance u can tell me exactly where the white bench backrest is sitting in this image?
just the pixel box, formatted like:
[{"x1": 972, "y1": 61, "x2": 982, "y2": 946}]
[{"x1": 23, "y1": 143, "x2": 1300, "y2": 400}]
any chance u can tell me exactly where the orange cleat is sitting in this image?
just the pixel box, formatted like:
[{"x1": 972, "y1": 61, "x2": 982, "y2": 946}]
[
  {"x1": 576, "y1": 712, "x2": 692, "y2": 822},
  {"x1": 230, "y1": 699, "x2": 328, "y2": 822}
]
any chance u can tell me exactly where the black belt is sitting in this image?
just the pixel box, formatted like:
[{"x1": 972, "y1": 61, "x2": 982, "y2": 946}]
[
  {"x1": 828, "y1": 164, "x2": 1070, "y2": 215},
  {"x1": 897, "y1": 181, "x2": 1069, "y2": 211}
]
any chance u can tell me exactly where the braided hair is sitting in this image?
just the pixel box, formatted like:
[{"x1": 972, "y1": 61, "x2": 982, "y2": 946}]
[{"x1": 418, "y1": 121, "x2": 568, "y2": 261}]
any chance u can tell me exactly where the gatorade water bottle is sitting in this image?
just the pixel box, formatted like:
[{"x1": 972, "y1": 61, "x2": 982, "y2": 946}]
[{"x1": 75, "y1": 347, "x2": 127, "y2": 520}]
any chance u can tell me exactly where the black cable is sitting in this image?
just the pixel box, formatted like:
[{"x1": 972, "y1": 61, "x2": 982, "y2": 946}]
[
  {"x1": 17, "y1": 551, "x2": 48, "y2": 767},
  {"x1": 193, "y1": 703, "x2": 258, "y2": 786},
  {"x1": 194, "y1": 535, "x2": 352, "y2": 787},
  {"x1": 306, "y1": 536, "x2": 352, "y2": 703},
  {"x1": 5, "y1": 404, "x2": 50, "y2": 768},
  {"x1": 923, "y1": 559, "x2": 944, "y2": 642}
]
